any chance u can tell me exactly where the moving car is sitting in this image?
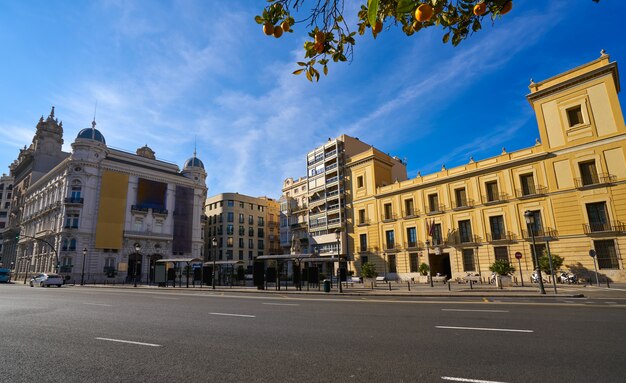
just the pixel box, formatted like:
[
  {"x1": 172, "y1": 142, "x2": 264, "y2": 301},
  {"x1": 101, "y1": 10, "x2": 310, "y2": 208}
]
[
  {"x1": 0, "y1": 268, "x2": 11, "y2": 283},
  {"x1": 29, "y1": 273, "x2": 64, "y2": 287}
]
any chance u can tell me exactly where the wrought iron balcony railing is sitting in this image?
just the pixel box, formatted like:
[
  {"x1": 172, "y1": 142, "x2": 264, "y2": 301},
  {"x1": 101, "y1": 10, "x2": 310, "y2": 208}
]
[
  {"x1": 515, "y1": 185, "x2": 548, "y2": 198},
  {"x1": 574, "y1": 173, "x2": 617, "y2": 188},
  {"x1": 486, "y1": 231, "x2": 517, "y2": 242},
  {"x1": 522, "y1": 227, "x2": 558, "y2": 240},
  {"x1": 482, "y1": 193, "x2": 509, "y2": 204},
  {"x1": 583, "y1": 221, "x2": 626, "y2": 234}
]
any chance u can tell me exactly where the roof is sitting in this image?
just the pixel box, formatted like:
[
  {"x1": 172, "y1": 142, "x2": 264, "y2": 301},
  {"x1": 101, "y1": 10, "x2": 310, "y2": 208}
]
[{"x1": 203, "y1": 260, "x2": 245, "y2": 266}]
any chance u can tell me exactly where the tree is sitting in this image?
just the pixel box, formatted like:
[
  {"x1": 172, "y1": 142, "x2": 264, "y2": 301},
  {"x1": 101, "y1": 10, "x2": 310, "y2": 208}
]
[
  {"x1": 489, "y1": 259, "x2": 515, "y2": 276},
  {"x1": 361, "y1": 262, "x2": 378, "y2": 278},
  {"x1": 538, "y1": 252, "x2": 564, "y2": 276},
  {"x1": 418, "y1": 262, "x2": 430, "y2": 276},
  {"x1": 256, "y1": 0, "x2": 601, "y2": 82}
]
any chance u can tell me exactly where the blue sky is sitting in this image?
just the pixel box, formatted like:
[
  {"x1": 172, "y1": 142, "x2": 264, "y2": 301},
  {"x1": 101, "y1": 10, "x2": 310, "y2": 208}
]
[{"x1": 1, "y1": 1, "x2": 624, "y2": 199}]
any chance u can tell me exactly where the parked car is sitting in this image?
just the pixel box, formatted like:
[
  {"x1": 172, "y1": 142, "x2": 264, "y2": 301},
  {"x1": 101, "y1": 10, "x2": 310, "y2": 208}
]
[
  {"x1": 0, "y1": 268, "x2": 11, "y2": 283},
  {"x1": 29, "y1": 273, "x2": 64, "y2": 287}
]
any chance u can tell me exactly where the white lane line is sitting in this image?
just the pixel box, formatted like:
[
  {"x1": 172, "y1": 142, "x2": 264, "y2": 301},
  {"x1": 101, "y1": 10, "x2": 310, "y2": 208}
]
[
  {"x1": 262, "y1": 303, "x2": 300, "y2": 306},
  {"x1": 442, "y1": 376, "x2": 508, "y2": 383},
  {"x1": 95, "y1": 337, "x2": 161, "y2": 347},
  {"x1": 152, "y1": 297, "x2": 179, "y2": 300},
  {"x1": 605, "y1": 301, "x2": 617, "y2": 304},
  {"x1": 82, "y1": 303, "x2": 113, "y2": 307},
  {"x1": 209, "y1": 312, "x2": 256, "y2": 318},
  {"x1": 436, "y1": 326, "x2": 533, "y2": 333},
  {"x1": 442, "y1": 309, "x2": 509, "y2": 313}
]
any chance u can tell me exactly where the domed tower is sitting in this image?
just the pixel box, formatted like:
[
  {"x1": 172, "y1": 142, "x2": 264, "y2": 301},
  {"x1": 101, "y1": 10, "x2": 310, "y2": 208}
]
[
  {"x1": 33, "y1": 106, "x2": 64, "y2": 156},
  {"x1": 181, "y1": 149, "x2": 207, "y2": 185},
  {"x1": 70, "y1": 120, "x2": 107, "y2": 163}
]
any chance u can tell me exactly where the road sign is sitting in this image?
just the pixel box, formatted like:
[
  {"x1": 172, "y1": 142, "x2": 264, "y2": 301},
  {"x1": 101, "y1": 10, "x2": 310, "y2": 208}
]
[
  {"x1": 192, "y1": 264, "x2": 202, "y2": 269},
  {"x1": 514, "y1": 252, "x2": 522, "y2": 260},
  {"x1": 589, "y1": 249, "x2": 597, "y2": 258}
]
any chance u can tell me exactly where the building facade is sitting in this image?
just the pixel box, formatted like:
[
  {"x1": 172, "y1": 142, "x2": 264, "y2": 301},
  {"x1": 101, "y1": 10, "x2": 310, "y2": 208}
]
[
  {"x1": 10, "y1": 110, "x2": 207, "y2": 284},
  {"x1": 0, "y1": 174, "x2": 14, "y2": 267},
  {"x1": 204, "y1": 193, "x2": 280, "y2": 273},
  {"x1": 348, "y1": 53, "x2": 626, "y2": 282},
  {"x1": 279, "y1": 176, "x2": 309, "y2": 254}
]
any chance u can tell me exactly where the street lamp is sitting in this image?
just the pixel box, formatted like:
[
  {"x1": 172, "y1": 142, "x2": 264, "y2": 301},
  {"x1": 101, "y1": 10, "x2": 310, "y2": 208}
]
[
  {"x1": 426, "y1": 239, "x2": 433, "y2": 287},
  {"x1": 212, "y1": 237, "x2": 217, "y2": 289},
  {"x1": 335, "y1": 228, "x2": 342, "y2": 293},
  {"x1": 524, "y1": 210, "x2": 546, "y2": 294},
  {"x1": 133, "y1": 242, "x2": 141, "y2": 288},
  {"x1": 81, "y1": 247, "x2": 87, "y2": 286}
]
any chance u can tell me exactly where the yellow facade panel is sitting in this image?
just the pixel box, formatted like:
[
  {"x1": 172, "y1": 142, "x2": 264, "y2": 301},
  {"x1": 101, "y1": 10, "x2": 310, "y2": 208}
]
[
  {"x1": 604, "y1": 147, "x2": 626, "y2": 179},
  {"x1": 95, "y1": 170, "x2": 129, "y2": 249}
]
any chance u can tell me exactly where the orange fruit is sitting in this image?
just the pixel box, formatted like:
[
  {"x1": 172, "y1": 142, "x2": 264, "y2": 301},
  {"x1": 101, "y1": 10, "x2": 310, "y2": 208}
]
[
  {"x1": 281, "y1": 20, "x2": 290, "y2": 32},
  {"x1": 315, "y1": 31, "x2": 325, "y2": 43},
  {"x1": 473, "y1": 3, "x2": 486, "y2": 16},
  {"x1": 500, "y1": 1, "x2": 512, "y2": 15},
  {"x1": 263, "y1": 22, "x2": 274, "y2": 36},
  {"x1": 412, "y1": 21, "x2": 422, "y2": 32},
  {"x1": 415, "y1": 4, "x2": 433, "y2": 22},
  {"x1": 314, "y1": 42, "x2": 324, "y2": 54},
  {"x1": 273, "y1": 25, "x2": 283, "y2": 38},
  {"x1": 373, "y1": 20, "x2": 383, "y2": 34}
]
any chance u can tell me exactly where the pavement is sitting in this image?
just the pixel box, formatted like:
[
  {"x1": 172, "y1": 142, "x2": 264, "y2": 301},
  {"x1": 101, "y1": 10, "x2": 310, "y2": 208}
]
[{"x1": 9, "y1": 278, "x2": 626, "y2": 298}]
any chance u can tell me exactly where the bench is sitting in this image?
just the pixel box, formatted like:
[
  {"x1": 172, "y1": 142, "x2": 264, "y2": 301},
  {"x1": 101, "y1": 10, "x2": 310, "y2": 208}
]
[
  {"x1": 430, "y1": 275, "x2": 447, "y2": 283},
  {"x1": 376, "y1": 276, "x2": 387, "y2": 283}
]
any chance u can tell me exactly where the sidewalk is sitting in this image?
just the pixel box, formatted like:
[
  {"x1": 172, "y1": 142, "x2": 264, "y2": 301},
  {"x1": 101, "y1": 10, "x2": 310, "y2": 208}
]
[{"x1": 46, "y1": 279, "x2": 626, "y2": 298}]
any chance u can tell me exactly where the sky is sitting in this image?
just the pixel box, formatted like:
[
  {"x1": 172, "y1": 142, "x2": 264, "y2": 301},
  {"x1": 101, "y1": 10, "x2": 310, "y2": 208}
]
[{"x1": 1, "y1": 1, "x2": 625, "y2": 199}]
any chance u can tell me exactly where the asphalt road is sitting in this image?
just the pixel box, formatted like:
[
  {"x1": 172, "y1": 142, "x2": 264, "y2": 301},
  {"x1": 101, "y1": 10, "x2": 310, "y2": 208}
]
[{"x1": 1, "y1": 284, "x2": 625, "y2": 383}]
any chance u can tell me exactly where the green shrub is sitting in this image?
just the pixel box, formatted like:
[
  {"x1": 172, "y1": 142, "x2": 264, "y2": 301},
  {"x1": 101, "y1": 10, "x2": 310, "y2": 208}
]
[
  {"x1": 489, "y1": 259, "x2": 515, "y2": 276},
  {"x1": 539, "y1": 252, "x2": 563, "y2": 275},
  {"x1": 418, "y1": 263, "x2": 430, "y2": 276},
  {"x1": 361, "y1": 262, "x2": 378, "y2": 278}
]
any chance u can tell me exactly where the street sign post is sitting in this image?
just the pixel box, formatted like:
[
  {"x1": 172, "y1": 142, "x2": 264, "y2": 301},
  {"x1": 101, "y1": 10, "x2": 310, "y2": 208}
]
[
  {"x1": 589, "y1": 249, "x2": 600, "y2": 286},
  {"x1": 515, "y1": 252, "x2": 524, "y2": 286}
]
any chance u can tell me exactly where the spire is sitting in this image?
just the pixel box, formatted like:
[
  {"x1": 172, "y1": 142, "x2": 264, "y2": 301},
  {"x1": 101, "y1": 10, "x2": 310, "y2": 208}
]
[
  {"x1": 194, "y1": 135, "x2": 197, "y2": 158},
  {"x1": 50, "y1": 106, "x2": 55, "y2": 118}
]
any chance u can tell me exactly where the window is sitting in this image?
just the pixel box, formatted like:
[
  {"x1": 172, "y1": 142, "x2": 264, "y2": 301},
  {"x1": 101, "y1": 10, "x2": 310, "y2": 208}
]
[
  {"x1": 462, "y1": 249, "x2": 475, "y2": 271},
  {"x1": 69, "y1": 238, "x2": 77, "y2": 251},
  {"x1": 385, "y1": 230, "x2": 395, "y2": 250},
  {"x1": 258, "y1": 217, "x2": 264, "y2": 226},
  {"x1": 65, "y1": 212, "x2": 79, "y2": 228},
  {"x1": 227, "y1": 212, "x2": 234, "y2": 222},
  {"x1": 239, "y1": 213, "x2": 244, "y2": 224},
  {"x1": 248, "y1": 251, "x2": 253, "y2": 260},
  {"x1": 406, "y1": 227, "x2": 417, "y2": 248},
  {"x1": 485, "y1": 181, "x2": 499, "y2": 202},
  {"x1": 409, "y1": 253, "x2": 419, "y2": 273},
  {"x1": 227, "y1": 224, "x2": 234, "y2": 235},
  {"x1": 238, "y1": 250, "x2": 244, "y2": 260},
  {"x1": 358, "y1": 209, "x2": 366, "y2": 224},
  {"x1": 239, "y1": 238, "x2": 244, "y2": 247},
  {"x1": 594, "y1": 240, "x2": 619, "y2": 269},
  {"x1": 520, "y1": 174, "x2": 536, "y2": 196},
  {"x1": 360, "y1": 255, "x2": 369, "y2": 265},
  {"x1": 494, "y1": 246, "x2": 509, "y2": 262},
  {"x1": 383, "y1": 203, "x2": 393, "y2": 220},
  {"x1": 217, "y1": 225, "x2": 223, "y2": 235},
  {"x1": 428, "y1": 194, "x2": 439, "y2": 212},
  {"x1": 357, "y1": 176, "x2": 364, "y2": 188},
  {"x1": 258, "y1": 239, "x2": 264, "y2": 249},
  {"x1": 258, "y1": 228, "x2": 264, "y2": 237},
  {"x1": 455, "y1": 188, "x2": 467, "y2": 208},
  {"x1": 248, "y1": 227, "x2": 254, "y2": 236},
  {"x1": 218, "y1": 213, "x2": 223, "y2": 223},
  {"x1": 458, "y1": 220, "x2": 473, "y2": 243},
  {"x1": 579, "y1": 161, "x2": 599, "y2": 186},
  {"x1": 526, "y1": 210, "x2": 543, "y2": 235},
  {"x1": 61, "y1": 238, "x2": 69, "y2": 251},
  {"x1": 431, "y1": 223, "x2": 443, "y2": 246},
  {"x1": 239, "y1": 201, "x2": 244, "y2": 208},
  {"x1": 248, "y1": 238, "x2": 254, "y2": 248},
  {"x1": 566, "y1": 105, "x2": 583, "y2": 127},
  {"x1": 239, "y1": 226, "x2": 245, "y2": 236},
  {"x1": 404, "y1": 199, "x2": 414, "y2": 216},
  {"x1": 70, "y1": 180, "x2": 82, "y2": 199},
  {"x1": 154, "y1": 219, "x2": 163, "y2": 233},
  {"x1": 249, "y1": 215, "x2": 254, "y2": 225},
  {"x1": 388, "y1": 254, "x2": 397, "y2": 273},
  {"x1": 226, "y1": 250, "x2": 233, "y2": 260},
  {"x1": 586, "y1": 202, "x2": 609, "y2": 232},
  {"x1": 227, "y1": 200, "x2": 234, "y2": 207},
  {"x1": 489, "y1": 215, "x2": 506, "y2": 240},
  {"x1": 359, "y1": 234, "x2": 367, "y2": 252}
]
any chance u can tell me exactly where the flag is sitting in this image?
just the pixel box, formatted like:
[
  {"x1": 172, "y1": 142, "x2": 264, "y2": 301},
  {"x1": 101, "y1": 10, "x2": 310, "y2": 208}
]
[{"x1": 428, "y1": 219, "x2": 435, "y2": 237}]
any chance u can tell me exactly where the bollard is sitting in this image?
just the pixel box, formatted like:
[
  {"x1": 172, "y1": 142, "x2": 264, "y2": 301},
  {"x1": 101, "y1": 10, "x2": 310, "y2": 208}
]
[
  {"x1": 606, "y1": 278, "x2": 610, "y2": 288},
  {"x1": 388, "y1": 281, "x2": 392, "y2": 291},
  {"x1": 371, "y1": 281, "x2": 374, "y2": 290},
  {"x1": 407, "y1": 281, "x2": 411, "y2": 292},
  {"x1": 448, "y1": 281, "x2": 451, "y2": 291},
  {"x1": 469, "y1": 280, "x2": 473, "y2": 290}
]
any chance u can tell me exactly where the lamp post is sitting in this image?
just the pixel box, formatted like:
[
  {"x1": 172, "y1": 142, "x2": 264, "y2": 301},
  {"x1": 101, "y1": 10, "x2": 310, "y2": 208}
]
[
  {"x1": 524, "y1": 210, "x2": 546, "y2": 294},
  {"x1": 426, "y1": 239, "x2": 433, "y2": 287},
  {"x1": 212, "y1": 237, "x2": 217, "y2": 289},
  {"x1": 133, "y1": 242, "x2": 141, "y2": 288},
  {"x1": 335, "y1": 228, "x2": 342, "y2": 293},
  {"x1": 81, "y1": 247, "x2": 87, "y2": 286}
]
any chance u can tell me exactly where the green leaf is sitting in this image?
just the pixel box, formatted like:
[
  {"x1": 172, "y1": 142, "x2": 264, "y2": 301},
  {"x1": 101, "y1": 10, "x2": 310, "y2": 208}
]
[
  {"x1": 396, "y1": 0, "x2": 415, "y2": 14},
  {"x1": 306, "y1": 69, "x2": 313, "y2": 82},
  {"x1": 442, "y1": 31, "x2": 450, "y2": 44},
  {"x1": 293, "y1": 69, "x2": 305, "y2": 75},
  {"x1": 367, "y1": 0, "x2": 379, "y2": 27},
  {"x1": 323, "y1": 65, "x2": 328, "y2": 75},
  {"x1": 254, "y1": 15, "x2": 264, "y2": 24}
]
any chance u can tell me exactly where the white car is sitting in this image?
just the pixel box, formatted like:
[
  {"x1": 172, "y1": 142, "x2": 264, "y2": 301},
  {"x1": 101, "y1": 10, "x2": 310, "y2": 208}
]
[{"x1": 30, "y1": 273, "x2": 64, "y2": 287}]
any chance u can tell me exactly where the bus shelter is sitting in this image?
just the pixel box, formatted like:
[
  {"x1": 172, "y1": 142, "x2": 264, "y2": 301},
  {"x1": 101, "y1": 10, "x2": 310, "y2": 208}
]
[
  {"x1": 155, "y1": 257, "x2": 202, "y2": 288},
  {"x1": 255, "y1": 254, "x2": 341, "y2": 291},
  {"x1": 202, "y1": 260, "x2": 245, "y2": 287}
]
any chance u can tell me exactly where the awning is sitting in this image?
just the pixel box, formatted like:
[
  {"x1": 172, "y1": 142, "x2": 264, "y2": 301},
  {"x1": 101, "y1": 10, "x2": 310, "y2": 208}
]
[
  {"x1": 202, "y1": 260, "x2": 245, "y2": 266},
  {"x1": 156, "y1": 257, "x2": 203, "y2": 263},
  {"x1": 255, "y1": 254, "x2": 312, "y2": 261}
]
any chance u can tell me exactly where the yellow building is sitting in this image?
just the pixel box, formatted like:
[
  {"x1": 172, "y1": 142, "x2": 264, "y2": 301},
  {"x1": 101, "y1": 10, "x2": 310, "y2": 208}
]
[{"x1": 348, "y1": 52, "x2": 626, "y2": 283}]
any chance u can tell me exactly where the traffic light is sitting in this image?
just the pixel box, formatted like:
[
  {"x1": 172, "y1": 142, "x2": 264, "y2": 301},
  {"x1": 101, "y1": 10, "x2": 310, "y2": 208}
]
[{"x1": 15, "y1": 234, "x2": 19, "y2": 241}]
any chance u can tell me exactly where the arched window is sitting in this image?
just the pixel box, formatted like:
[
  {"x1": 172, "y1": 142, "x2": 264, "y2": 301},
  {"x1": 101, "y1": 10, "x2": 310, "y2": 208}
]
[
  {"x1": 69, "y1": 238, "x2": 77, "y2": 251},
  {"x1": 62, "y1": 238, "x2": 69, "y2": 251},
  {"x1": 70, "y1": 180, "x2": 82, "y2": 199}
]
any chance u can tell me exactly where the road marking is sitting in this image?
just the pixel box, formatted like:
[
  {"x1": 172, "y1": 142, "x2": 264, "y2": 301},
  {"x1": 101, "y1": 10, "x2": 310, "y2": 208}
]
[
  {"x1": 442, "y1": 376, "x2": 508, "y2": 383},
  {"x1": 95, "y1": 337, "x2": 161, "y2": 347},
  {"x1": 209, "y1": 312, "x2": 256, "y2": 318},
  {"x1": 436, "y1": 326, "x2": 533, "y2": 333},
  {"x1": 262, "y1": 303, "x2": 300, "y2": 306},
  {"x1": 441, "y1": 309, "x2": 509, "y2": 313},
  {"x1": 82, "y1": 303, "x2": 113, "y2": 307},
  {"x1": 152, "y1": 297, "x2": 179, "y2": 300},
  {"x1": 482, "y1": 298, "x2": 490, "y2": 303},
  {"x1": 605, "y1": 301, "x2": 617, "y2": 304}
]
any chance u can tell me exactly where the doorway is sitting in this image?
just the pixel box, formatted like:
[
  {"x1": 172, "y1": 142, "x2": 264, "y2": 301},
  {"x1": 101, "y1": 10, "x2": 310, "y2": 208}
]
[
  {"x1": 428, "y1": 252, "x2": 452, "y2": 279},
  {"x1": 127, "y1": 253, "x2": 142, "y2": 282}
]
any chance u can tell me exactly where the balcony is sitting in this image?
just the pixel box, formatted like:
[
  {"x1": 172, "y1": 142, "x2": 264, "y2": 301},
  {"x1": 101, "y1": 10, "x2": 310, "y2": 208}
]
[
  {"x1": 482, "y1": 193, "x2": 509, "y2": 205},
  {"x1": 486, "y1": 231, "x2": 517, "y2": 243},
  {"x1": 402, "y1": 210, "x2": 420, "y2": 218},
  {"x1": 64, "y1": 197, "x2": 84, "y2": 205},
  {"x1": 382, "y1": 243, "x2": 402, "y2": 252},
  {"x1": 522, "y1": 227, "x2": 558, "y2": 241},
  {"x1": 357, "y1": 219, "x2": 371, "y2": 226},
  {"x1": 325, "y1": 163, "x2": 338, "y2": 172},
  {"x1": 326, "y1": 176, "x2": 339, "y2": 184},
  {"x1": 327, "y1": 218, "x2": 341, "y2": 227},
  {"x1": 290, "y1": 222, "x2": 307, "y2": 230},
  {"x1": 356, "y1": 246, "x2": 374, "y2": 253},
  {"x1": 583, "y1": 221, "x2": 626, "y2": 234},
  {"x1": 516, "y1": 185, "x2": 548, "y2": 199},
  {"x1": 326, "y1": 204, "x2": 341, "y2": 212},
  {"x1": 448, "y1": 234, "x2": 482, "y2": 246},
  {"x1": 307, "y1": 155, "x2": 324, "y2": 166},
  {"x1": 404, "y1": 241, "x2": 420, "y2": 250},
  {"x1": 309, "y1": 221, "x2": 327, "y2": 229},
  {"x1": 427, "y1": 205, "x2": 446, "y2": 215},
  {"x1": 381, "y1": 213, "x2": 397, "y2": 222},
  {"x1": 574, "y1": 173, "x2": 617, "y2": 189},
  {"x1": 452, "y1": 199, "x2": 475, "y2": 211}
]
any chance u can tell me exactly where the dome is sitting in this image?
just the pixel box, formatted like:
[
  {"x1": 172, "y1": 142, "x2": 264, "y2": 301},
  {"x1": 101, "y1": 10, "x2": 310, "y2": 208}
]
[
  {"x1": 76, "y1": 127, "x2": 106, "y2": 144},
  {"x1": 184, "y1": 156, "x2": 204, "y2": 169}
]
